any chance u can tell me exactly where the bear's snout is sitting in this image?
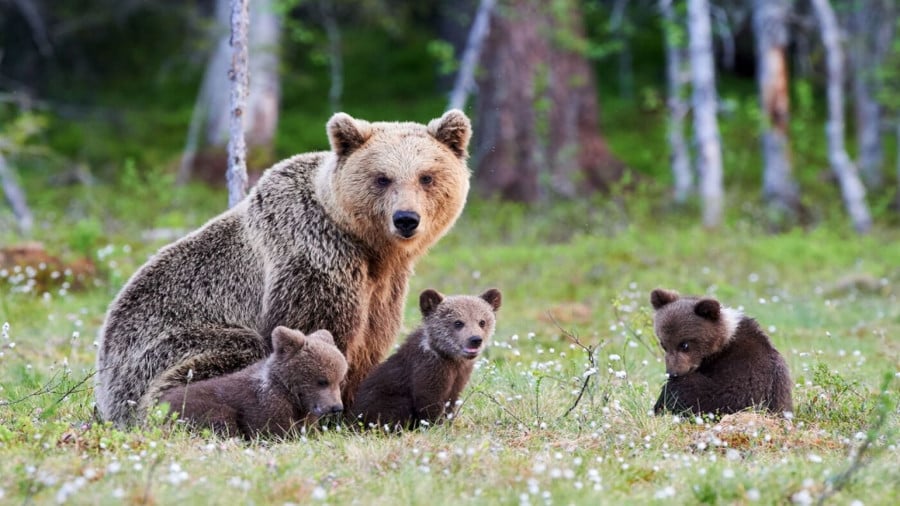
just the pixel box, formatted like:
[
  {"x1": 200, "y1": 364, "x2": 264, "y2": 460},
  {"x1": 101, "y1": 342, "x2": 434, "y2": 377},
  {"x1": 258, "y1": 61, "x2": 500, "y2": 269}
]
[
  {"x1": 466, "y1": 336, "x2": 483, "y2": 349},
  {"x1": 392, "y1": 211, "x2": 420, "y2": 237}
]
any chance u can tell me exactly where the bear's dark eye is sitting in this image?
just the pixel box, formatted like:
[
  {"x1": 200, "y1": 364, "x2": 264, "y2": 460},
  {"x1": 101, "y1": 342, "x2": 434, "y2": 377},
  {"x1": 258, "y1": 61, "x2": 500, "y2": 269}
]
[
  {"x1": 679, "y1": 342, "x2": 689, "y2": 352},
  {"x1": 478, "y1": 320, "x2": 486, "y2": 328},
  {"x1": 317, "y1": 378, "x2": 329, "y2": 387},
  {"x1": 419, "y1": 174, "x2": 434, "y2": 186},
  {"x1": 375, "y1": 175, "x2": 392, "y2": 188},
  {"x1": 453, "y1": 320, "x2": 464, "y2": 329}
]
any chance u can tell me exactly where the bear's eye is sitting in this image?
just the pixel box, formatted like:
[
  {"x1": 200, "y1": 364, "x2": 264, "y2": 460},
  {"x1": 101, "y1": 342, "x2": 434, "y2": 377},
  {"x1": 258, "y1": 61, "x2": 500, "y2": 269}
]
[
  {"x1": 478, "y1": 320, "x2": 486, "y2": 328},
  {"x1": 419, "y1": 174, "x2": 434, "y2": 186},
  {"x1": 679, "y1": 342, "x2": 690, "y2": 352},
  {"x1": 453, "y1": 320, "x2": 464, "y2": 329},
  {"x1": 375, "y1": 175, "x2": 392, "y2": 188},
  {"x1": 317, "y1": 378, "x2": 329, "y2": 387}
]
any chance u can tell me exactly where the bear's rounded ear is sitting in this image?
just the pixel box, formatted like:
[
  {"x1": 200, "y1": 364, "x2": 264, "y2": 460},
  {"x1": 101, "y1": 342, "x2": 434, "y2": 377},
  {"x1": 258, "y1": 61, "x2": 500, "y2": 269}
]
[
  {"x1": 272, "y1": 326, "x2": 305, "y2": 354},
  {"x1": 650, "y1": 288, "x2": 679, "y2": 310},
  {"x1": 427, "y1": 109, "x2": 472, "y2": 160},
  {"x1": 419, "y1": 289, "x2": 445, "y2": 317},
  {"x1": 327, "y1": 112, "x2": 372, "y2": 158},
  {"x1": 480, "y1": 288, "x2": 502, "y2": 312},
  {"x1": 694, "y1": 298, "x2": 721, "y2": 321},
  {"x1": 308, "y1": 329, "x2": 336, "y2": 347}
]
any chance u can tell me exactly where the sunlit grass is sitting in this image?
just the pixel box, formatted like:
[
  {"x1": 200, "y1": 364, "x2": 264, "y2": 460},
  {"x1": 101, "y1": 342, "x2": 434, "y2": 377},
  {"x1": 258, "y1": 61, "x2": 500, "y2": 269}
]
[{"x1": 2, "y1": 183, "x2": 898, "y2": 504}]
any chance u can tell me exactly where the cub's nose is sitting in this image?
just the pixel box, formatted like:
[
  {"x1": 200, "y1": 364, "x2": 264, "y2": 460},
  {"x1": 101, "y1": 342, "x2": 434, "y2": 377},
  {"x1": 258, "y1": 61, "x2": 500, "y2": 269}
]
[
  {"x1": 467, "y1": 336, "x2": 483, "y2": 349},
  {"x1": 393, "y1": 211, "x2": 420, "y2": 237},
  {"x1": 329, "y1": 404, "x2": 344, "y2": 414}
]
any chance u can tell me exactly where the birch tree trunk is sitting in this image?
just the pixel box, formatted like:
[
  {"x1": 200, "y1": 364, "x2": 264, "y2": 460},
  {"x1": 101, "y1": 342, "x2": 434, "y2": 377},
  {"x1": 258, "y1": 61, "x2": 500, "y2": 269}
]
[
  {"x1": 179, "y1": 0, "x2": 280, "y2": 185},
  {"x1": 0, "y1": 153, "x2": 33, "y2": 234},
  {"x1": 318, "y1": 0, "x2": 343, "y2": 113},
  {"x1": 688, "y1": 0, "x2": 724, "y2": 228},
  {"x1": 660, "y1": 0, "x2": 692, "y2": 203},
  {"x1": 754, "y1": 0, "x2": 799, "y2": 217},
  {"x1": 848, "y1": 0, "x2": 894, "y2": 188},
  {"x1": 227, "y1": 0, "x2": 250, "y2": 208},
  {"x1": 811, "y1": 0, "x2": 872, "y2": 233},
  {"x1": 448, "y1": 0, "x2": 495, "y2": 111}
]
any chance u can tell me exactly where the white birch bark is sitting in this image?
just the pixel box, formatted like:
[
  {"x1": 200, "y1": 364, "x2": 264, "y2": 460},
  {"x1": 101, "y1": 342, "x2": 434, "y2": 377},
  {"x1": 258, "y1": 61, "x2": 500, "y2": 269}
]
[
  {"x1": 754, "y1": 0, "x2": 798, "y2": 215},
  {"x1": 227, "y1": 0, "x2": 250, "y2": 209},
  {"x1": 660, "y1": 0, "x2": 692, "y2": 203},
  {"x1": 245, "y1": 0, "x2": 280, "y2": 148},
  {"x1": 0, "y1": 153, "x2": 33, "y2": 234},
  {"x1": 811, "y1": 0, "x2": 872, "y2": 233},
  {"x1": 688, "y1": 0, "x2": 724, "y2": 228},
  {"x1": 448, "y1": 0, "x2": 496, "y2": 111}
]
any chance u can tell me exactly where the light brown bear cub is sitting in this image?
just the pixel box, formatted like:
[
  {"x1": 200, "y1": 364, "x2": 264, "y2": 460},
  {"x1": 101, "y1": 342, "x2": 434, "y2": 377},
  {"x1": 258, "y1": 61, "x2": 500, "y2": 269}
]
[
  {"x1": 650, "y1": 288, "x2": 793, "y2": 416},
  {"x1": 350, "y1": 288, "x2": 502, "y2": 429},
  {"x1": 158, "y1": 326, "x2": 347, "y2": 439}
]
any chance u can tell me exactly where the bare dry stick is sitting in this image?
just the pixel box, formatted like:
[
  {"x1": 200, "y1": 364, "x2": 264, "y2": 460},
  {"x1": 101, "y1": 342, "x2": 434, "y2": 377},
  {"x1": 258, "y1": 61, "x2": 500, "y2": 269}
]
[
  {"x1": 227, "y1": 0, "x2": 250, "y2": 208},
  {"x1": 547, "y1": 313, "x2": 600, "y2": 418}
]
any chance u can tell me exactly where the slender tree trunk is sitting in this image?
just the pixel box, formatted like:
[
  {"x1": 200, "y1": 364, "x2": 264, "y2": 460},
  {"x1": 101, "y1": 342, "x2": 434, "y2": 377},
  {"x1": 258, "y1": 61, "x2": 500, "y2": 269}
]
[
  {"x1": 0, "y1": 153, "x2": 33, "y2": 234},
  {"x1": 811, "y1": 0, "x2": 872, "y2": 233},
  {"x1": 754, "y1": 0, "x2": 799, "y2": 217},
  {"x1": 316, "y1": 0, "x2": 343, "y2": 113},
  {"x1": 688, "y1": 0, "x2": 724, "y2": 228},
  {"x1": 227, "y1": 0, "x2": 250, "y2": 208},
  {"x1": 610, "y1": 0, "x2": 634, "y2": 100},
  {"x1": 448, "y1": 0, "x2": 495, "y2": 111},
  {"x1": 848, "y1": 0, "x2": 893, "y2": 188},
  {"x1": 474, "y1": 0, "x2": 624, "y2": 202},
  {"x1": 245, "y1": 0, "x2": 280, "y2": 152},
  {"x1": 179, "y1": 0, "x2": 280, "y2": 185},
  {"x1": 660, "y1": 0, "x2": 692, "y2": 203}
]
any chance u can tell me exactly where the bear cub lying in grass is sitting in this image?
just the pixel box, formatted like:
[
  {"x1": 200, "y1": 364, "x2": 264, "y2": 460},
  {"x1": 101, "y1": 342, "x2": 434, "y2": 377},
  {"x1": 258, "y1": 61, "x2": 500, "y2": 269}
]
[
  {"x1": 350, "y1": 288, "x2": 502, "y2": 429},
  {"x1": 158, "y1": 326, "x2": 347, "y2": 438},
  {"x1": 650, "y1": 288, "x2": 793, "y2": 416}
]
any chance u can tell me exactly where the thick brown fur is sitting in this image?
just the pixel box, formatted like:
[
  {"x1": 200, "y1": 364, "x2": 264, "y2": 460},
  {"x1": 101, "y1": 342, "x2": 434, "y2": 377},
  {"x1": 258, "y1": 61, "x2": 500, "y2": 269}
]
[
  {"x1": 650, "y1": 288, "x2": 793, "y2": 416},
  {"x1": 95, "y1": 110, "x2": 472, "y2": 426},
  {"x1": 158, "y1": 327, "x2": 347, "y2": 438},
  {"x1": 350, "y1": 288, "x2": 501, "y2": 429}
]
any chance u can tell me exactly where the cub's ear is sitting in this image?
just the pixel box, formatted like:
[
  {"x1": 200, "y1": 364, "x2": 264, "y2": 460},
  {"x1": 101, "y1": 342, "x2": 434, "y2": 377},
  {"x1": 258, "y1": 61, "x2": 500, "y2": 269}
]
[
  {"x1": 327, "y1": 112, "x2": 372, "y2": 158},
  {"x1": 419, "y1": 289, "x2": 445, "y2": 317},
  {"x1": 427, "y1": 109, "x2": 472, "y2": 159},
  {"x1": 480, "y1": 288, "x2": 502, "y2": 312},
  {"x1": 272, "y1": 326, "x2": 306, "y2": 354},
  {"x1": 308, "y1": 329, "x2": 336, "y2": 347},
  {"x1": 650, "y1": 288, "x2": 679, "y2": 310},
  {"x1": 694, "y1": 298, "x2": 721, "y2": 321}
]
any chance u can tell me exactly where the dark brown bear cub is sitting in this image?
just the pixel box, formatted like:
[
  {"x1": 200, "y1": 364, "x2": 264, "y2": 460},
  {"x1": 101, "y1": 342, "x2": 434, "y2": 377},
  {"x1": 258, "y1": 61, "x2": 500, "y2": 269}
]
[
  {"x1": 158, "y1": 326, "x2": 347, "y2": 438},
  {"x1": 350, "y1": 288, "x2": 502, "y2": 429},
  {"x1": 650, "y1": 288, "x2": 793, "y2": 416}
]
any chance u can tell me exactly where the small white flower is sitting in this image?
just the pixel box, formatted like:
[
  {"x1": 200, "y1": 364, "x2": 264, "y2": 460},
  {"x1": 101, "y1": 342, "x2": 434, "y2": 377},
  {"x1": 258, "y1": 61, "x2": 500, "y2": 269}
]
[
  {"x1": 747, "y1": 489, "x2": 760, "y2": 501},
  {"x1": 654, "y1": 486, "x2": 676, "y2": 499},
  {"x1": 807, "y1": 454, "x2": 822, "y2": 463},
  {"x1": 791, "y1": 489, "x2": 813, "y2": 505},
  {"x1": 311, "y1": 486, "x2": 327, "y2": 500},
  {"x1": 608, "y1": 354, "x2": 621, "y2": 361}
]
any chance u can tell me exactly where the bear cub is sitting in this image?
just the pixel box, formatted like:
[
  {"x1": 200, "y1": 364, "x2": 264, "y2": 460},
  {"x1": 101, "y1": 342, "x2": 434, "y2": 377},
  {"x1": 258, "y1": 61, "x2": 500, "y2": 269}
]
[
  {"x1": 350, "y1": 288, "x2": 502, "y2": 429},
  {"x1": 650, "y1": 288, "x2": 793, "y2": 416},
  {"x1": 158, "y1": 326, "x2": 348, "y2": 438}
]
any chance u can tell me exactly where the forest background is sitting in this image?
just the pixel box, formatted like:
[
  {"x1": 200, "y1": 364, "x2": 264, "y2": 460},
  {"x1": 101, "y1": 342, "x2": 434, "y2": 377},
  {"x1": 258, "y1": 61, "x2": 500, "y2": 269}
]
[{"x1": 0, "y1": 0, "x2": 898, "y2": 504}]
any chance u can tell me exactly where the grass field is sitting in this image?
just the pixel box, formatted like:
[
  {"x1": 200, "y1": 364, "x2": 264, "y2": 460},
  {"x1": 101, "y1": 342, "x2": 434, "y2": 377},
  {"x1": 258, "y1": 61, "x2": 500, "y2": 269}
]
[{"x1": 1, "y1": 183, "x2": 898, "y2": 505}]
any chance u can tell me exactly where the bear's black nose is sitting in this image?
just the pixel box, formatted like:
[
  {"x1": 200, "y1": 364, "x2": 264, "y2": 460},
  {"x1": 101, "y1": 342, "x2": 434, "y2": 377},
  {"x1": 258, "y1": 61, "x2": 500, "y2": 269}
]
[
  {"x1": 329, "y1": 404, "x2": 344, "y2": 414},
  {"x1": 393, "y1": 211, "x2": 420, "y2": 237},
  {"x1": 467, "y1": 336, "x2": 483, "y2": 348}
]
